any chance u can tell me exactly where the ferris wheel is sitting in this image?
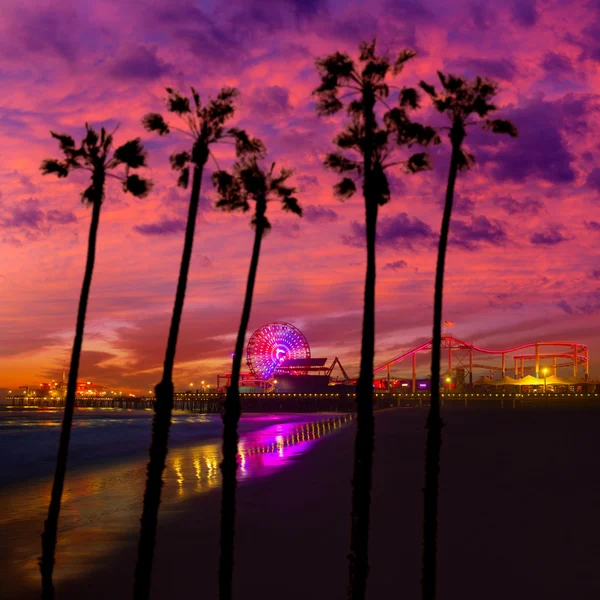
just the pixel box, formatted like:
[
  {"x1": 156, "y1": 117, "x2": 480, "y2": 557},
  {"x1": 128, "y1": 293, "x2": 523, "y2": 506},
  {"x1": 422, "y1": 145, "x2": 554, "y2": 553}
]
[{"x1": 246, "y1": 322, "x2": 311, "y2": 380}]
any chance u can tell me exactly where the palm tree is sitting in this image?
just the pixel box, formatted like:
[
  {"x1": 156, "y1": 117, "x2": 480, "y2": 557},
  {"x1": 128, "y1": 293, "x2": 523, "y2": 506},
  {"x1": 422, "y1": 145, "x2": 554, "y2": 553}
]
[
  {"x1": 135, "y1": 88, "x2": 263, "y2": 599},
  {"x1": 313, "y1": 39, "x2": 438, "y2": 599},
  {"x1": 418, "y1": 73, "x2": 517, "y2": 600},
  {"x1": 38, "y1": 125, "x2": 151, "y2": 599},
  {"x1": 212, "y1": 155, "x2": 301, "y2": 600}
]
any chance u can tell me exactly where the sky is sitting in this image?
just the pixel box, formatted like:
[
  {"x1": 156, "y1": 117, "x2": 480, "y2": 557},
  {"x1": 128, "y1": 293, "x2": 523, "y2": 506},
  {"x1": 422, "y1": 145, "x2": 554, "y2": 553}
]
[{"x1": 1, "y1": 0, "x2": 599, "y2": 393}]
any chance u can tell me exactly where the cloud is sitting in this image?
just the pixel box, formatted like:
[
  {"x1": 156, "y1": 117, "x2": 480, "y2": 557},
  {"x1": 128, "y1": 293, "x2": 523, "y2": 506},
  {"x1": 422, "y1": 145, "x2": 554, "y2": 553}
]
[
  {"x1": 383, "y1": 260, "x2": 408, "y2": 271},
  {"x1": 478, "y1": 96, "x2": 579, "y2": 184},
  {"x1": 451, "y1": 215, "x2": 508, "y2": 250},
  {"x1": 383, "y1": 0, "x2": 435, "y2": 22},
  {"x1": 296, "y1": 175, "x2": 319, "y2": 192},
  {"x1": 584, "y1": 220, "x2": 600, "y2": 231},
  {"x1": 557, "y1": 289, "x2": 600, "y2": 315},
  {"x1": 541, "y1": 52, "x2": 574, "y2": 75},
  {"x1": 46, "y1": 209, "x2": 77, "y2": 225},
  {"x1": 447, "y1": 57, "x2": 516, "y2": 81},
  {"x1": 511, "y1": 0, "x2": 538, "y2": 27},
  {"x1": 246, "y1": 85, "x2": 292, "y2": 118},
  {"x1": 134, "y1": 218, "x2": 186, "y2": 235},
  {"x1": 107, "y1": 46, "x2": 172, "y2": 81},
  {"x1": 494, "y1": 195, "x2": 544, "y2": 215},
  {"x1": 586, "y1": 168, "x2": 600, "y2": 192},
  {"x1": 0, "y1": 199, "x2": 77, "y2": 237},
  {"x1": 592, "y1": 268, "x2": 600, "y2": 279},
  {"x1": 1, "y1": 5, "x2": 80, "y2": 62},
  {"x1": 530, "y1": 228, "x2": 568, "y2": 245},
  {"x1": 342, "y1": 213, "x2": 436, "y2": 251},
  {"x1": 1, "y1": 198, "x2": 44, "y2": 229},
  {"x1": 303, "y1": 205, "x2": 338, "y2": 223}
]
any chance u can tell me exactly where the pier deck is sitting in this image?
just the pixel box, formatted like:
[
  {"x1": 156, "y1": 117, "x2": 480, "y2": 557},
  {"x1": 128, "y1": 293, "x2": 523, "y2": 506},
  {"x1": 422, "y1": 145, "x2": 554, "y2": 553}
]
[{"x1": 4, "y1": 390, "x2": 600, "y2": 412}]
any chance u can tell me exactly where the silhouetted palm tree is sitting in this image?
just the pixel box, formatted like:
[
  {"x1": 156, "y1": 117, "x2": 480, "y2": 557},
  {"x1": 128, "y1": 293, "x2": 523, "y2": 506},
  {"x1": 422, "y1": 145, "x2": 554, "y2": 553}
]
[
  {"x1": 418, "y1": 73, "x2": 517, "y2": 600},
  {"x1": 38, "y1": 125, "x2": 151, "y2": 599},
  {"x1": 212, "y1": 155, "x2": 301, "y2": 600},
  {"x1": 313, "y1": 39, "x2": 438, "y2": 599},
  {"x1": 135, "y1": 88, "x2": 263, "y2": 599}
]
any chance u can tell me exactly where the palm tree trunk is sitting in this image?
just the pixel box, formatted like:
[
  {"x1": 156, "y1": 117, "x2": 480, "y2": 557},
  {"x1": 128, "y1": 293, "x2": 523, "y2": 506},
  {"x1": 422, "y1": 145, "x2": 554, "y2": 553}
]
[
  {"x1": 134, "y1": 164, "x2": 204, "y2": 600},
  {"x1": 40, "y1": 190, "x2": 103, "y2": 600},
  {"x1": 348, "y1": 92, "x2": 377, "y2": 600},
  {"x1": 219, "y1": 209, "x2": 265, "y2": 600},
  {"x1": 421, "y1": 138, "x2": 460, "y2": 600}
]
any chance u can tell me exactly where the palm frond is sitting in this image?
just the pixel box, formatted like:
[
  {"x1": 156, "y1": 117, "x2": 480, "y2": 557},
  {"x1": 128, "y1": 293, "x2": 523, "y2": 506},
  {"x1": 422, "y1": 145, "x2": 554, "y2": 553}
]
[
  {"x1": 419, "y1": 81, "x2": 437, "y2": 98},
  {"x1": 113, "y1": 138, "x2": 147, "y2": 169},
  {"x1": 40, "y1": 158, "x2": 69, "y2": 178},
  {"x1": 177, "y1": 167, "x2": 190, "y2": 189},
  {"x1": 399, "y1": 87, "x2": 420, "y2": 109},
  {"x1": 141, "y1": 113, "x2": 170, "y2": 136},
  {"x1": 281, "y1": 195, "x2": 302, "y2": 216},
  {"x1": 125, "y1": 174, "x2": 152, "y2": 197},
  {"x1": 484, "y1": 118, "x2": 518, "y2": 137},
  {"x1": 333, "y1": 177, "x2": 357, "y2": 200},
  {"x1": 456, "y1": 149, "x2": 476, "y2": 171},
  {"x1": 405, "y1": 152, "x2": 432, "y2": 173},
  {"x1": 169, "y1": 150, "x2": 191, "y2": 171},
  {"x1": 393, "y1": 49, "x2": 417, "y2": 75},
  {"x1": 50, "y1": 132, "x2": 76, "y2": 151},
  {"x1": 325, "y1": 152, "x2": 362, "y2": 174},
  {"x1": 227, "y1": 128, "x2": 266, "y2": 157},
  {"x1": 166, "y1": 89, "x2": 191, "y2": 115}
]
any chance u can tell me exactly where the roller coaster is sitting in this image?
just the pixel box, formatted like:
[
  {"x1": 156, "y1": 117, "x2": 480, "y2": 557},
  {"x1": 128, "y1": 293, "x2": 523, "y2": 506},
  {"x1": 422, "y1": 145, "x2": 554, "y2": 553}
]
[{"x1": 373, "y1": 336, "x2": 589, "y2": 392}]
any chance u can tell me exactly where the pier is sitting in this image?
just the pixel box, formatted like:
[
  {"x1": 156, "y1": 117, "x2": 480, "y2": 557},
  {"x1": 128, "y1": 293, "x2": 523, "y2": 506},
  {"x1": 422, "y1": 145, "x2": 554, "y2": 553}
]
[{"x1": 5, "y1": 390, "x2": 600, "y2": 413}]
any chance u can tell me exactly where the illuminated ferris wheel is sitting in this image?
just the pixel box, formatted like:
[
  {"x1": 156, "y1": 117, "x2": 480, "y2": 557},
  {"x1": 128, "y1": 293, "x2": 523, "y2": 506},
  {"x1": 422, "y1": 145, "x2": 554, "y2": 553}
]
[{"x1": 246, "y1": 322, "x2": 311, "y2": 380}]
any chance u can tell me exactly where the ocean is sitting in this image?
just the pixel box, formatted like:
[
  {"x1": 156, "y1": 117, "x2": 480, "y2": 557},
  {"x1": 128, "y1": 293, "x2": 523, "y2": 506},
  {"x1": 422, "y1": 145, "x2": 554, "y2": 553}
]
[{"x1": 0, "y1": 408, "x2": 352, "y2": 599}]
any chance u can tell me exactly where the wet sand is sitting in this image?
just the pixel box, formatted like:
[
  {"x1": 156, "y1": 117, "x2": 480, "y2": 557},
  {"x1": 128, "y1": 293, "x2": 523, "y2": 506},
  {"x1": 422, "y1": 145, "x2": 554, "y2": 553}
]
[{"x1": 6, "y1": 407, "x2": 600, "y2": 599}]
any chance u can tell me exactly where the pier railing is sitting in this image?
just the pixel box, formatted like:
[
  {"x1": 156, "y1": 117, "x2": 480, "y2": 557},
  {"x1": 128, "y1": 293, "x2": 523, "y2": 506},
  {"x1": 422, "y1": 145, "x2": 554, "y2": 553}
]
[{"x1": 4, "y1": 390, "x2": 600, "y2": 412}]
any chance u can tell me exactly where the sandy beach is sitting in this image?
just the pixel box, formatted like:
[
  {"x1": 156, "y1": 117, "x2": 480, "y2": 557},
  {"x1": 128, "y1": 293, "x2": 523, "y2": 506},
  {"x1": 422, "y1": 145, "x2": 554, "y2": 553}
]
[{"x1": 4, "y1": 407, "x2": 600, "y2": 599}]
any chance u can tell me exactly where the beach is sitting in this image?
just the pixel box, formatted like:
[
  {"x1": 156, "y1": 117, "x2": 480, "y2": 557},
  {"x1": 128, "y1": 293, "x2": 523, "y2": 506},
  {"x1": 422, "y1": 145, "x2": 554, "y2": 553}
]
[{"x1": 3, "y1": 407, "x2": 600, "y2": 599}]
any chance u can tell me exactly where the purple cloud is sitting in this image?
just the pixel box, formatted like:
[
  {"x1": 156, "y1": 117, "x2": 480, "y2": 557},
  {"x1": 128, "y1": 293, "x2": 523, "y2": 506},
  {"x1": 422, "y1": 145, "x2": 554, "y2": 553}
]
[
  {"x1": 296, "y1": 175, "x2": 318, "y2": 192},
  {"x1": 384, "y1": 260, "x2": 408, "y2": 271},
  {"x1": 557, "y1": 289, "x2": 600, "y2": 315},
  {"x1": 592, "y1": 268, "x2": 600, "y2": 279},
  {"x1": 303, "y1": 205, "x2": 338, "y2": 223},
  {"x1": 134, "y1": 218, "x2": 186, "y2": 235},
  {"x1": 469, "y1": 3, "x2": 496, "y2": 30},
  {"x1": 585, "y1": 220, "x2": 600, "y2": 231},
  {"x1": 530, "y1": 229, "x2": 567, "y2": 245},
  {"x1": 384, "y1": 0, "x2": 434, "y2": 22},
  {"x1": 2, "y1": 6, "x2": 80, "y2": 62},
  {"x1": 541, "y1": 52, "x2": 573, "y2": 75},
  {"x1": 448, "y1": 57, "x2": 516, "y2": 81},
  {"x1": 247, "y1": 86, "x2": 292, "y2": 118},
  {"x1": 451, "y1": 215, "x2": 507, "y2": 250},
  {"x1": 342, "y1": 213, "x2": 436, "y2": 250},
  {"x1": 511, "y1": 0, "x2": 538, "y2": 26},
  {"x1": 586, "y1": 168, "x2": 600, "y2": 192},
  {"x1": 1, "y1": 198, "x2": 44, "y2": 229},
  {"x1": 494, "y1": 195, "x2": 544, "y2": 215},
  {"x1": 107, "y1": 46, "x2": 172, "y2": 81},
  {"x1": 46, "y1": 209, "x2": 77, "y2": 225},
  {"x1": 478, "y1": 96, "x2": 577, "y2": 184}
]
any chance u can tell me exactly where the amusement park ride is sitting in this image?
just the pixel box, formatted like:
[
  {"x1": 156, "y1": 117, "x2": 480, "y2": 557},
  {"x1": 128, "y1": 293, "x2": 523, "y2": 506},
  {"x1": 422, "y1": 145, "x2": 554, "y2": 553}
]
[{"x1": 217, "y1": 322, "x2": 591, "y2": 393}]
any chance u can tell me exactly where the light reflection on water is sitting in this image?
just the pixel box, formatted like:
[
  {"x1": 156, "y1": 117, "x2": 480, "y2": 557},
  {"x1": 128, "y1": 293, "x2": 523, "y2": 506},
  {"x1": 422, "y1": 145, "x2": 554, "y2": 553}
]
[{"x1": 0, "y1": 414, "x2": 352, "y2": 596}]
